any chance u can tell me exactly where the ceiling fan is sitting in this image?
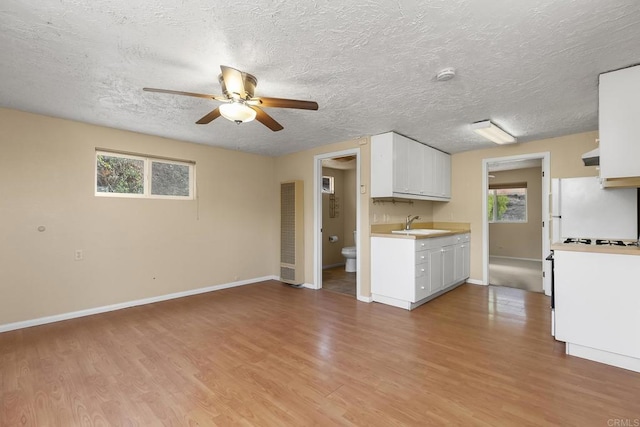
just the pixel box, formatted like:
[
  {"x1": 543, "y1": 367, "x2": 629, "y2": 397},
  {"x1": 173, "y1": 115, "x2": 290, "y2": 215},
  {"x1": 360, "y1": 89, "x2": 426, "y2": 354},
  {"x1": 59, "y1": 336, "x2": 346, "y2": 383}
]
[{"x1": 143, "y1": 65, "x2": 318, "y2": 132}]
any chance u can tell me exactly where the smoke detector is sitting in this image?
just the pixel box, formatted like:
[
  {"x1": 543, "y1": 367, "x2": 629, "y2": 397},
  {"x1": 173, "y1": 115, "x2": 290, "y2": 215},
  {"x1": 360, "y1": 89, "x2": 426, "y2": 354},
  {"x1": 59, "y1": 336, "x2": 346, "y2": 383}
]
[{"x1": 436, "y1": 67, "x2": 456, "y2": 82}]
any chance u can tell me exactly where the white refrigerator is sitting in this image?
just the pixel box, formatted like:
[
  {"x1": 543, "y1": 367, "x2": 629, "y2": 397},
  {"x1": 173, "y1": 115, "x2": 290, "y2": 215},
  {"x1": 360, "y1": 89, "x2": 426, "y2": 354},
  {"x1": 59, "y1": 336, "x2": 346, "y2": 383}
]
[{"x1": 551, "y1": 176, "x2": 638, "y2": 242}]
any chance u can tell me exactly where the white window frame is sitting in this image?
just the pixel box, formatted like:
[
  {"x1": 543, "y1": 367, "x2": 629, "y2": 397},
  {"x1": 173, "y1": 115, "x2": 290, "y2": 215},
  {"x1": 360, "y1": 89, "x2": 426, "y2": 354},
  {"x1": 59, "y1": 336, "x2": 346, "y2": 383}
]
[
  {"x1": 95, "y1": 150, "x2": 195, "y2": 200},
  {"x1": 488, "y1": 187, "x2": 528, "y2": 223},
  {"x1": 322, "y1": 175, "x2": 335, "y2": 194}
]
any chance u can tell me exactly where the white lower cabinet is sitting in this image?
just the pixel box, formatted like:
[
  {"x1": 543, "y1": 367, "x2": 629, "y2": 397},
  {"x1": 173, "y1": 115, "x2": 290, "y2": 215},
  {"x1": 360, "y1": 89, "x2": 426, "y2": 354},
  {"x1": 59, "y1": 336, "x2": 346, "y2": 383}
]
[
  {"x1": 554, "y1": 250, "x2": 640, "y2": 372},
  {"x1": 371, "y1": 233, "x2": 470, "y2": 310}
]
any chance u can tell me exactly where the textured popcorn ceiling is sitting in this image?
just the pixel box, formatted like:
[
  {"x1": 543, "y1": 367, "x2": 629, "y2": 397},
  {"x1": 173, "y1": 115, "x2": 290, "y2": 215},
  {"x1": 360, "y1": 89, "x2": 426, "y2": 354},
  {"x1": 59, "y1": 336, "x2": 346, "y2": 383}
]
[{"x1": 1, "y1": 1, "x2": 640, "y2": 156}]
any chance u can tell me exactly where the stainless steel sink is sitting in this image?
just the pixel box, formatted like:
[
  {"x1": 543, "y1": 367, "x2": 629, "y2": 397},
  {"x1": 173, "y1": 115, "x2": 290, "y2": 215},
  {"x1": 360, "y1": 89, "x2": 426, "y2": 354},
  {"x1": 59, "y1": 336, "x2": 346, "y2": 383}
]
[{"x1": 390, "y1": 229, "x2": 450, "y2": 236}]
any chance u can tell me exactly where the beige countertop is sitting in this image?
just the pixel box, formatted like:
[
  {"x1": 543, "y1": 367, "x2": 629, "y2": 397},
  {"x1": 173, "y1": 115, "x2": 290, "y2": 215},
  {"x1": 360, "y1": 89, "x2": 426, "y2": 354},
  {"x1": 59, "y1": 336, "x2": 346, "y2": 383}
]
[
  {"x1": 370, "y1": 222, "x2": 471, "y2": 240},
  {"x1": 551, "y1": 243, "x2": 640, "y2": 256}
]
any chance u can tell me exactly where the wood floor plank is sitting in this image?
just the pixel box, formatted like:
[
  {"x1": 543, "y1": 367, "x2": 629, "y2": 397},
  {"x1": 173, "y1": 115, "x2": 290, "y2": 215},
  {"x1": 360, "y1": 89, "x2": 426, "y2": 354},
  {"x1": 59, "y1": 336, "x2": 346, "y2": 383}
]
[{"x1": 1, "y1": 282, "x2": 640, "y2": 426}]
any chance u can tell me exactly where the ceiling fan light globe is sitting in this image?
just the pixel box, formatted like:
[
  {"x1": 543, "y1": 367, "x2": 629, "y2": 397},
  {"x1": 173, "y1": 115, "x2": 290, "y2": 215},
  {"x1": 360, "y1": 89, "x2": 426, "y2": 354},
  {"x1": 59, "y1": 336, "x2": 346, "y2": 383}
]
[{"x1": 219, "y1": 102, "x2": 256, "y2": 123}]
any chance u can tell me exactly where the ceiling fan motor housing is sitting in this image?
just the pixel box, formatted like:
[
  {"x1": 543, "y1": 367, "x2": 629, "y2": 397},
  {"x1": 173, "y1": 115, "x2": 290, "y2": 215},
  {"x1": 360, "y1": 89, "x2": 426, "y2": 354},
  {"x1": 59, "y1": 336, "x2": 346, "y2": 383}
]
[{"x1": 219, "y1": 72, "x2": 257, "y2": 99}]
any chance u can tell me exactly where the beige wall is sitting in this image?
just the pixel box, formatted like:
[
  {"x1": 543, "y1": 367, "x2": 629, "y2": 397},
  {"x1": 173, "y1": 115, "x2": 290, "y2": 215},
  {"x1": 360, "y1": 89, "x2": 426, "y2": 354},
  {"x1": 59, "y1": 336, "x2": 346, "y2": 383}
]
[
  {"x1": 0, "y1": 107, "x2": 604, "y2": 325},
  {"x1": 371, "y1": 199, "x2": 435, "y2": 225},
  {"x1": 344, "y1": 168, "x2": 357, "y2": 247},
  {"x1": 489, "y1": 167, "x2": 542, "y2": 259},
  {"x1": 0, "y1": 108, "x2": 279, "y2": 325},
  {"x1": 321, "y1": 166, "x2": 357, "y2": 267},
  {"x1": 274, "y1": 138, "x2": 371, "y2": 296},
  {"x1": 433, "y1": 131, "x2": 599, "y2": 281}
]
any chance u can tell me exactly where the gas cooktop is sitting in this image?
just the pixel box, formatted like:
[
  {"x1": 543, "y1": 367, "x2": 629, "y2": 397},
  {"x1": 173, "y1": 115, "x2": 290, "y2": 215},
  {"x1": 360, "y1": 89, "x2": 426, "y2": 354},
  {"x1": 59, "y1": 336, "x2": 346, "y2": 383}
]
[{"x1": 562, "y1": 238, "x2": 637, "y2": 246}]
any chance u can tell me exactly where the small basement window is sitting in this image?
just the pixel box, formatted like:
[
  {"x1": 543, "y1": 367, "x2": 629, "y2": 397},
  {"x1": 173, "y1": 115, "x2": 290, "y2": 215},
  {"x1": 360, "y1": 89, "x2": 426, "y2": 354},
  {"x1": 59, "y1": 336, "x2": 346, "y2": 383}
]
[
  {"x1": 488, "y1": 183, "x2": 527, "y2": 223},
  {"x1": 322, "y1": 176, "x2": 335, "y2": 194},
  {"x1": 96, "y1": 150, "x2": 195, "y2": 199}
]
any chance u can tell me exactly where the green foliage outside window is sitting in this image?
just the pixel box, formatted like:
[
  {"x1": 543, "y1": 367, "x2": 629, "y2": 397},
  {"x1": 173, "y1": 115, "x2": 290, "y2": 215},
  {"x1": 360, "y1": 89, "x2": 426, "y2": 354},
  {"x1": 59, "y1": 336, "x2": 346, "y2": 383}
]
[
  {"x1": 488, "y1": 188, "x2": 527, "y2": 222},
  {"x1": 487, "y1": 193, "x2": 509, "y2": 220},
  {"x1": 96, "y1": 155, "x2": 144, "y2": 194}
]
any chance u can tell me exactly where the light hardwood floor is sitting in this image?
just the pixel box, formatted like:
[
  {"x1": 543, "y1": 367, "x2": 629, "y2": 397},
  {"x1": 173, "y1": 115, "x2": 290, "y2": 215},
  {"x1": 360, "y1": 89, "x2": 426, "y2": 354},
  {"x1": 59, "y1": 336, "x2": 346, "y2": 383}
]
[{"x1": 2, "y1": 282, "x2": 639, "y2": 426}]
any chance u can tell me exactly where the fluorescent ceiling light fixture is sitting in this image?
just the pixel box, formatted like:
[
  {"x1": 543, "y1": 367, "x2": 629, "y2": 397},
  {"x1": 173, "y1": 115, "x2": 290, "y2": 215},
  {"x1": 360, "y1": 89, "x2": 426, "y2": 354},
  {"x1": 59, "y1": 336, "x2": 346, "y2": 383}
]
[
  {"x1": 219, "y1": 102, "x2": 256, "y2": 123},
  {"x1": 470, "y1": 120, "x2": 517, "y2": 144}
]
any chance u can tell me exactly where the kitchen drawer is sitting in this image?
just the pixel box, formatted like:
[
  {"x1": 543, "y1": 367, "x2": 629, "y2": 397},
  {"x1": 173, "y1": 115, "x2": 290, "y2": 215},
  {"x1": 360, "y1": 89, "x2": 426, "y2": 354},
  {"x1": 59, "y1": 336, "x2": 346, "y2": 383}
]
[
  {"x1": 415, "y1": 251, "x2": 429, "y2": 264},
  {"x1": 415, "y1": 275, "x2": 430, "y2": 301},
  {"x1": 449, "y1": 233, "x2": 469, "y2": 245},
  {"x1": 415, "y1": 261, "x2": 428, "y2": 278},
  {"x1": 415, "y1": 236, "x2": 455, "y2": 251}
]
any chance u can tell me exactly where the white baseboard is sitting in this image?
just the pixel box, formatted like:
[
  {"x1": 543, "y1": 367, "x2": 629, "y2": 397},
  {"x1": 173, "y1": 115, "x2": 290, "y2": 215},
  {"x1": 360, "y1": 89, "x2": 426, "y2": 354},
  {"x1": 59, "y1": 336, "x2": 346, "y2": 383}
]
[
  {"x1": 357, "y1": 295, "x2": 373, "y2": 303},
  {"x1": 302, "y1": 283, "x2": 319, "y2": 290},
  {"x1": 490, "y1": 255, "x2": 542, "y2": 262},
  {"x1": 466, "y1": 278, "x2": 485, "y2": 286},
  {"x1": 566, "y1": 343, "x2": 640, "y2": 373},
  {"x1": 371, "y1": 294, "x2": 411, "y2": 310},
  {"x1": 0, "y1": 275, "x2": 279, "y2": 333}
]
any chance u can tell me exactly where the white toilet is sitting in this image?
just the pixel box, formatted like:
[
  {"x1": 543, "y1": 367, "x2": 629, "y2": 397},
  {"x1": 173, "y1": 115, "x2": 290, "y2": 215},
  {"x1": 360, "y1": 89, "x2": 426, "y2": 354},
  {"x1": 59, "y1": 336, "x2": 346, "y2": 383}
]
[{"x1": 341, "y1": 230, "x2": 357, "y2": 273}]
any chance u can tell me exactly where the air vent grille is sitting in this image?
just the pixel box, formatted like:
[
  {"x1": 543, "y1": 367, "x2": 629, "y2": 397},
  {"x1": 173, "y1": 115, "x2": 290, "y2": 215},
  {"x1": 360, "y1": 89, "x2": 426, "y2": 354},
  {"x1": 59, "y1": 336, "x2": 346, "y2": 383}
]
[{"x1": 280, "y1": 181, "x2": 303, "y2": 285}]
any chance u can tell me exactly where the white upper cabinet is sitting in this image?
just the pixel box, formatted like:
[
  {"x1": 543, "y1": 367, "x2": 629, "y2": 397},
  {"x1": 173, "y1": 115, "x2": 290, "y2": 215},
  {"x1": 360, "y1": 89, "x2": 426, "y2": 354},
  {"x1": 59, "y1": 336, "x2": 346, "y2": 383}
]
[
  {"x1": 371, "y1": 132, "x2": 451, "y2": 201},
  {"x1": 599, "y1": 65, "x2": 640, "y2": 179}
]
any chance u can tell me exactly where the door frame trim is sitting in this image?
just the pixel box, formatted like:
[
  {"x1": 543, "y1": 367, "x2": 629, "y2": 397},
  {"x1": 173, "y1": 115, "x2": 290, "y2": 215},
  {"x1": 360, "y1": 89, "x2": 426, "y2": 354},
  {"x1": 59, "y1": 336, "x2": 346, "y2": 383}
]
[
  {"x1": 313, "y1": 148, "x2": 361, "y2": 298},
  {"x1": 482, "y1": 152, "x2": 551, "y2": 295}
]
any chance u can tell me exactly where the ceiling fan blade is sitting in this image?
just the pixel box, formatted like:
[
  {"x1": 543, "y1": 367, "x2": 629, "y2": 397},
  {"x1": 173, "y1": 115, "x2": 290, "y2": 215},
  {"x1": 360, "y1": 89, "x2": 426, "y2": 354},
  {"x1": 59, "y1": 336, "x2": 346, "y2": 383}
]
[
  {"x1": 253, "y1": 97, "x2": 319, "y2": 110},
  {"x1": 143, "y1": 87, "x2": 226, "y2": 101},
  {"x1": 196, "y1": 108, "x2": 221, "y2": 124},
  {"x1": 251, "y1": 106, "x2": 283, "y2": 132},
  {"x1": 220, "y1": 65, "x2": 246, "y2": 99}
]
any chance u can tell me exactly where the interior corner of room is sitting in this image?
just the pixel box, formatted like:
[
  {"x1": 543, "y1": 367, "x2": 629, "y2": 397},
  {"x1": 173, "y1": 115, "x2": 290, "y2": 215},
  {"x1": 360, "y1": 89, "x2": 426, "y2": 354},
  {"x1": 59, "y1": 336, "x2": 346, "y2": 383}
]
[{"x1": 3, "y1": 3, "x2": 640, "y2": 423}]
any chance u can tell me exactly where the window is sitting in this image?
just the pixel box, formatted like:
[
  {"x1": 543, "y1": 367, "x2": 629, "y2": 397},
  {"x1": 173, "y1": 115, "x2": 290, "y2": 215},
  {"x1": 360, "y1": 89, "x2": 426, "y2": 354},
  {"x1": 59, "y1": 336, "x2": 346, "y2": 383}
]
[
  {"x1": 488, "y1": 183, "x2": 527, "y2": 223},
  {"x1": 322, "y1": 176, "x2": 335, "y2": 194},
  {"x1": 96, "y1": 151, "x2": 195, "y2": 199}
]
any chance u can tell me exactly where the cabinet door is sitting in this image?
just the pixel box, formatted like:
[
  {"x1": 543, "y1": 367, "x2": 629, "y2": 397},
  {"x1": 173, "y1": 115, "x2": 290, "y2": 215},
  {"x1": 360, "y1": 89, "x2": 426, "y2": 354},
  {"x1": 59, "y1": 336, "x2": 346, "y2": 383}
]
[
  {"x1": 407, "y1": 140, "x2": 424, "y2": 194},
  {"x1": 421, "y1": 146, "x2": 435, "y2": 196},
  {"x1": 454, "y1": 242, "x2": 470, "y2": 283},
  {"x1": 442, "y1": 245, "x2": 455, "y2": 288},
  {"x1": 428, "y1": 248, "x2": 443, "y2": 293},
  {"x1": 433, "y1": 150, "x2": 451, "y2": 199},
  {"x1": 392, "y1": 135, "x2": 410, "y2": 193},
  {"x1": 599, "y1": 65, "x2": 640, "y2": 178}
]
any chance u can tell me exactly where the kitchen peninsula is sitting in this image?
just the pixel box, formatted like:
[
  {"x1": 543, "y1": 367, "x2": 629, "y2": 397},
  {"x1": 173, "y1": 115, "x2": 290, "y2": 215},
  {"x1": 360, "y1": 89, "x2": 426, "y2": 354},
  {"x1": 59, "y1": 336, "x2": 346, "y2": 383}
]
[{"x1": 371, "y1": 223, "x2": 471, "y2": 310}]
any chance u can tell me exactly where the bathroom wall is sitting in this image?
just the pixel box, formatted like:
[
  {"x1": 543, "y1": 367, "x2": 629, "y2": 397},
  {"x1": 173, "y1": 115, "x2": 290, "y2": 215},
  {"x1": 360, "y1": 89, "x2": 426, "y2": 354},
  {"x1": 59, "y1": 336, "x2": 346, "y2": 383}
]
[{"x1": 322, "y1": 167, "x2": 345, "y2": 267}]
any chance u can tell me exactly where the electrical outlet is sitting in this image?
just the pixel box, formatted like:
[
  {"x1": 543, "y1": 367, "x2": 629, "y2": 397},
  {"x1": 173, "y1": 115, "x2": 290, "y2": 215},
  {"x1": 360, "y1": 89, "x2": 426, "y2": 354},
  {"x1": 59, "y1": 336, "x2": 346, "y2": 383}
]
[{"x1": 74, "y1": 249, "x2": 83, "y2": 261}]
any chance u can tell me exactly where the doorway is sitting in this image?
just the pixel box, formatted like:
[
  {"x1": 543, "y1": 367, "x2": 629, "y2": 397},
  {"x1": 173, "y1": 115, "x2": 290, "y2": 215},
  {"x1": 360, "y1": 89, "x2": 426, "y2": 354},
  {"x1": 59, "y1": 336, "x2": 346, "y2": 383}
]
[
  {"x1": 314, "y1": 149, "x2": 361, "y2": 297},
  {"x1": 482, "y1": 153, "x2": 551, "y2": 296}
]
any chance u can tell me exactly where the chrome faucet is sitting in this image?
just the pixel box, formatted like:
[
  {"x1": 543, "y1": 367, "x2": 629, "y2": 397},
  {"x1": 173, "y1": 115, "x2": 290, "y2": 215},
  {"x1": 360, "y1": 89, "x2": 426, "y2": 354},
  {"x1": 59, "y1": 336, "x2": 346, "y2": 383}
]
[{"x1": 405, "y1": 215, "x2": 420, "y2": 230}]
